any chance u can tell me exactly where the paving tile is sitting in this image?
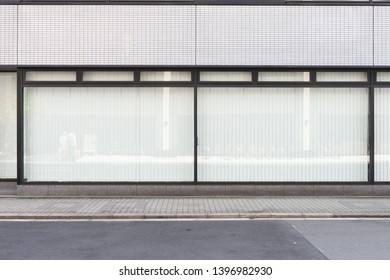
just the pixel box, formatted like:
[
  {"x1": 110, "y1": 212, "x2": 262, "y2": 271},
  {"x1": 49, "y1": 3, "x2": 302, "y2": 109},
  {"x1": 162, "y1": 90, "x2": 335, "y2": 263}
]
[{"x1": 1, "y1": 196, "x2": 390, "y2": 219}]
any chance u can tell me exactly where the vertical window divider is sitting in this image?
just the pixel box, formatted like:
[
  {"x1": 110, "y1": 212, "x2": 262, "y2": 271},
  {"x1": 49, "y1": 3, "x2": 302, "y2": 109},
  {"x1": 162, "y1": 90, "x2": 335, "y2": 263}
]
[
  {"x1": 76, "y1": 70, "x2": 83, "y2": 84},
  {"x1": 369, "y1": 70, "x2": 375, "y2": 184},
  {"x1": 17, "y1": 69, "x2": 24, "y2": 184},
  {"x1": 193, "y1": 70, "x2": 198, "y2": 183},
  {"x1": 252, "y1": 70, "x2": 258, "y2": 85},
  {"x1": 310, "y1": 71, "x2": 316, "y2": 84},
  {"x1": 134, "y1": 70, "x2": 141, "y2": 83}
]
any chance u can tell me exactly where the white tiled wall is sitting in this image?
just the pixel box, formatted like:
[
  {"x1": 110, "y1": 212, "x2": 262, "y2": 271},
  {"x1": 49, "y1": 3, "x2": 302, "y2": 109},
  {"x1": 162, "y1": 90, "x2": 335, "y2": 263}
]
[
  {"x1": 1, "y1": 5, "x2": 390, "y2": 66},
  {"x1": 0, "y1": 6, "x2": 17, "y2": 65},
  {"x1": 374, "y1": 7, "x2": 390, "y2": 66},
  {"x1": 18, "y1": 5, "x2": 195, "y2": 65},
  {"x1": 197, "y1": 6, "x2": 373, "y2": 66}
]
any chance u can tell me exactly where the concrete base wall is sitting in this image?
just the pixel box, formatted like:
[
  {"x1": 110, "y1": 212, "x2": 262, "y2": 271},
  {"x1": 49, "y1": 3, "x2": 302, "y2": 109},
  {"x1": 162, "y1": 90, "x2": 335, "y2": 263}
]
[
  {"x1": 0, "y1": 181, "x2": 17, "y2": 195},
  {"x1": 16, "y1": 184, "x2": 390, "y2": 197},
  {"x1": 0, "y1": 181, "x2": 17, "y2": 190}
]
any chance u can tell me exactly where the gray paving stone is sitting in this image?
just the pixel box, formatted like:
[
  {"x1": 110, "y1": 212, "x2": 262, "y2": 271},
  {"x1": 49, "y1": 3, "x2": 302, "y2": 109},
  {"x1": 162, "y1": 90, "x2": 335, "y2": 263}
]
[{"x1": 1, "y1": 197, "x2": 390, "y2": 219}]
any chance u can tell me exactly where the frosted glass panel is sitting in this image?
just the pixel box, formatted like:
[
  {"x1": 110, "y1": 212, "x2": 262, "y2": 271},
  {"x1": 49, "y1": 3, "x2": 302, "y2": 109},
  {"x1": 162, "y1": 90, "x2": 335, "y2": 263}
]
[
  {"x1": 0, "y1": 73, "x2": 17, "y2": 178},
  {"x1": 200, "y1": 72, "x2": 252, "y2": 82},
  {"x1": 83, "y1": 71, "x2": 134, "y2": 81},
  {"x1": 258, "y1": 72, "x2": 310, "y2": 82},
  {"x1": 375, "y1": 88, "x2": 390, "y2": 181},
  {"x1": 141, "y1": 71, "x2": 191, "y2": 82},
  {"x1": 317, "y1": 72, "x2": 367, "y2": 82},
  {"x1": 26, "y1": 71, "x2": 76, "y2": 81},
  {"x1": 198, "y1": 87, "x2": 368, "y2": 182},
  {"x1": 376, "y1": 72, "x2": 390, "y2": 82},
  {"x1": 24, "y1": 87, "x2": 194, "y2": 182}
]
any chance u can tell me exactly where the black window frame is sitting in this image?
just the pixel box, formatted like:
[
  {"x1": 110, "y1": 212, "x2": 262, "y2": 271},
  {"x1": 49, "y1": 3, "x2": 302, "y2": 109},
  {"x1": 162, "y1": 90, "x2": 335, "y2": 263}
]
[{"x1": 14, "y1": 67, "x2": 390, "y2": 185}]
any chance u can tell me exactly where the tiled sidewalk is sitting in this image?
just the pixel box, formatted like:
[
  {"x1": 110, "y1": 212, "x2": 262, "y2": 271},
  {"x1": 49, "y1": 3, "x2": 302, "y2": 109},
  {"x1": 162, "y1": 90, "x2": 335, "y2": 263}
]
[{"x1": 1, "y1": 197, "x2": 390, "y2": 219}]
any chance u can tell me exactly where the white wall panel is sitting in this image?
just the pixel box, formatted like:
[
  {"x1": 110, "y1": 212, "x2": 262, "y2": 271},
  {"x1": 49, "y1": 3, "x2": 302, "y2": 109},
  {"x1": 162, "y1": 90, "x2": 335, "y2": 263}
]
[
  {"x1": 197, "y1": 6, "x2": 373, "y2": 66},
  {"x1": 18, "y1": 5, "x2": 195, "y2": 65},
  {"x1": 374, "y1": 7, "x2": 390, "y2": 66},
  {"x1": 0, "y1": 6, "x2": 17, "y2": 65}
]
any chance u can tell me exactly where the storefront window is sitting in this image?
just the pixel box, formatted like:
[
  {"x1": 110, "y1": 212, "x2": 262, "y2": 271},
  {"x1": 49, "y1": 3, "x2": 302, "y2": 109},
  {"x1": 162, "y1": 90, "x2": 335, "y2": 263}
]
[
  {"x1": 198, "y1": 87, "x2": 368, "y2": 181},
  {"x1": 24, "y1": 87, "x2": 194, "y2": 182},
  {"x1": 0, "y1": 73, "x2": 17, "y2": 179}
]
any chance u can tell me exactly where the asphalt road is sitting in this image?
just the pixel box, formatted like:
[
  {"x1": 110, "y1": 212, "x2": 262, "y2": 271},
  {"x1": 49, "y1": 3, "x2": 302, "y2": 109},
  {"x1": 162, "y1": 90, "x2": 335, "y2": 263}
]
[{"x1": 0, "y1": 220, "x2": 389, "y2": 260}]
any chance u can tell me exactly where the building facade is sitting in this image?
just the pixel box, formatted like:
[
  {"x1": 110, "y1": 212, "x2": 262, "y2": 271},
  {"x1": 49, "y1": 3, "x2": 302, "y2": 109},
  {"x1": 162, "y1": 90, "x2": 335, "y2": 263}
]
[{"x1": 1, "y1": 0, "x2": 390, "y2": 196}]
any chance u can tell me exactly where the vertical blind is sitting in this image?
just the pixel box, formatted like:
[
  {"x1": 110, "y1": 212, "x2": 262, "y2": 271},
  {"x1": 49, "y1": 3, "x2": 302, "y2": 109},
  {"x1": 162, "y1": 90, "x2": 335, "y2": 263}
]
[
  {"x1": 198, "y1": 87, "x2": 368, "y2": 181},
  {"x1": 258, "y1": 72, "x2": 310, "y2": 82},
  {"x1": 316, "y1": 72, "x2": 368, "y2": 82},
  {"x1": 24, "y1": 87, "x2": 194, "y2": 182},
  {"x1": 375, "y1": 88, "x2": 390, "y2": 181},
  {"x1": 0, "y1": 73, "x2": 17, "y2": 178}
]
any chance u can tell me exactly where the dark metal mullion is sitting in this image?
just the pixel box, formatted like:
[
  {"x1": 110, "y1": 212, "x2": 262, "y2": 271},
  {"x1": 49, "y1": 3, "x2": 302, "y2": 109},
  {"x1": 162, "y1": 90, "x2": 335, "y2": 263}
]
[
  {"x1": 369, "y1": 70, "x2": 375, "y2": 183},
  {"x1": 17, "y1": 69, "x2": 24, "y2": 184},
  {"x1": 193, "y1": 70, "x2": 198, "y2": 183},
  {"x1": 134, "y1": 70, "x2": 141, "y2": 83},
  {"x1": 76, "y1": 70, "x2": 83, "y2": 83},
  {"x1": 252, "y1": 70, "x2": 257, "y2": 84},
  {"x1": 197, "y1": 83, "x2": 366, "y2": 88},
  {"x1": 310, "y1": 71, "x2": 316, "y2": 84},
  {"x1": 22, "y1": 82, "x2": 194, "y2": 87}
]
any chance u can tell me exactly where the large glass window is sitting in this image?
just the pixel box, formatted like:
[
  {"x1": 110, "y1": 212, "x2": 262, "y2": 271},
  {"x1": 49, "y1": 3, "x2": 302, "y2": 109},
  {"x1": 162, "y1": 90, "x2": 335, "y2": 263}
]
[
  {"x1": 198, "y1": 87, "x2": 368, "y2": 182},
  {"x1": 200, "y1": 72, "x2": 252, "y2": 82},
  {"x1": 24, "y1": 87, "x2": 194, "y2": 182},
  {"x1": 140, "y1": 71, "x2": 191, "y2": 82},
  {"x1": 83, "y1": 71, "x2": 134, "y2": 82},
  {"x1": 375, "y1": 88, "x2": 390, "y2": 181},
  {"x1": 258, "y1": 72, "x2": 310, "y2": 82},
  {"x1": 26, "y1": 71, "x2": 77, "y2": 82},
  {"x1": 0, "y1": 73, "x2": 17, "y2": 179},
  {"x1": 316, "y1": 72, "x2": 367, "y2": 82}
]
